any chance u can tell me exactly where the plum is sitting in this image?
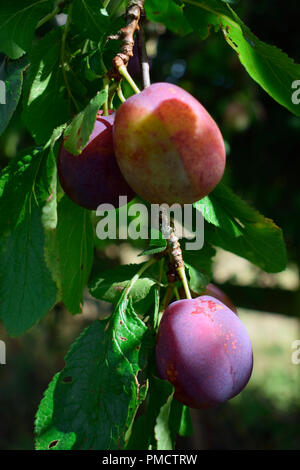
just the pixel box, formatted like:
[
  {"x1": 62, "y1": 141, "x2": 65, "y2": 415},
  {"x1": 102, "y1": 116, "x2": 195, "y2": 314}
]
[
  {"x1": 156, "y1": 295, "x2": 253, "y2": 408},
  {"x1": 203, "y1": 283, "x2": 238, "y2": 314},
  {"x1": 113, "y1": 82, "x2": 226, "y2": 205},
  {"x1": 58, "y1": 112, "x2": 135, "y2": 210},
  {"x1": 179, "y1": 283, "x2": 238, "y2": 314}
]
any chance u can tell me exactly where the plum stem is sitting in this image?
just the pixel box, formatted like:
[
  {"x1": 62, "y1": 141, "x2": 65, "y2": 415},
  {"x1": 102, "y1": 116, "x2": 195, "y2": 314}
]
[
  {"x1": 177, "y1": 266, "x2": 192, "y2": 300},
  {"x1": 118, "y1": 65, "x2": 141, "y2": 94},
  {"x1": 157, "y1": 285, "x2": 175, "y2": 326},
  {"x1": 103, "y1": 77, "x2": 110, "y2": 115},
  {"x1": 117, "y1": 82, "x2": 127, "y2": 103},
  {"x1": 108, "y1": 81, "x2": 119, "y2": 108},
  {"x1": 137, "y1": 21, "x2": 151, "y2": 88},
  {"x1": 174, "y1": 286, "x2": 181, "y2": 301},
  {"x1": 153, "y1": 258, "x2": 165, "y2": 329}
]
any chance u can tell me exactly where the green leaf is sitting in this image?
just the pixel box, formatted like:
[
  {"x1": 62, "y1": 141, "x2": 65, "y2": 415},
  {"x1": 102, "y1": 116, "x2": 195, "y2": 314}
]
[
  {"x1": 145, "y1": 0, "x2": 193, "y2": 36},
  {"x1": 0, "y1": 148, "x2": 58, "y2": 335},
  {"x1": 126, "y1": 376, "x2": 175, "y2": 450},
  {"x1": 127, "y1": 377, "x2": 192, "y2": 450},
  {"x1": 22, "y1": 28, "x2": 71, "y2": 144},
  {"x1": 206, "y1": 222, "x2": 287, "y2": 273},
  {"x1": 0, "y1": 0, "x2": 53, "y2": 58},
  {"x1": 183, "y1": 0, "x2": 300, "y2": 116},
  {"x1": 72, "y1": 0, "x2": 110, "y2": 40},
  {"x1": 138, "y1": 230, "x2": 167, "y2": 257},
  {"x1": 63, "y1": 90, "x2": 108, "y2": 155},
  {"x1": 89, "y1": 263, "x2": 156, "y2": 305},
  {"x1": 182, "y1": 242, "x2": 216, "y2": 292},
  {"x1": 185, "y1": 262, "x2": 209, "y2": 293},
  {"x1": 154, "y1": 384, "x2": 175, "y2": 450},
  {"x1": 195, "y1": 194, "x2": 243, "y2": 237},
  {"x1": 196, "y1": 182, "x2": 280, "y2": 238},
  {"x1": 56, "y1": 196, "x2": 94, "y2": 314},
  {"x1": 200, "y1": 184, "x2": 287, "y2": 273},
  {"x1": 35, "y1": 297, "x2": 149, "y2": 450},
  {"x1": 0, "y1": 203, "x2": 58, "y2": 336},
  {"x1": 154, "y1": 390, "x2": 194, "y2": 450},
  {"x1": 183, "y1": 4, "x2": 219, "y2": 40},
  {"x1": 204, "y1": 183, "x2": 265, "y2": 224},
  {"x1": 35, "y1": 373, "x2": 77, "y2": 450},
  {"x1": 169, "y1": 401, "x2": 193, "y2": 438},
  {"x1": 138, "y1": 244, "x2": 166, "y2": 257},
  {"x1": 40, "y1": 141, "x2": 59, "y2": 230},
  {"x1": 0, "y1": 55, "x2": 28, "y2": 135},
  {"x1": 42, "y1": 126, "x2": 66, "y2": 295}
]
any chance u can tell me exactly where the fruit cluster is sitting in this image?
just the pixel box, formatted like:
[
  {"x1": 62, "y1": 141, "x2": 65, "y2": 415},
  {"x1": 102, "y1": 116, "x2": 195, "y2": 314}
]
[
  {"x1": 58, "y1": 82, "x2": 225, "y2": 209},
  {"x1": 58, "y1": 82, "x2": 253, "y2": 408}
]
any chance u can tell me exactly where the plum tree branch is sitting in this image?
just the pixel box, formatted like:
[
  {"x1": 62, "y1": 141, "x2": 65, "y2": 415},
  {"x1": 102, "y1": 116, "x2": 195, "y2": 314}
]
[
  {"x1": 108, "y1": 0, "x2": 145, "y2": 79},
  {"x1": 160, "y1": 212, "x2": 192, "y2": 300}
]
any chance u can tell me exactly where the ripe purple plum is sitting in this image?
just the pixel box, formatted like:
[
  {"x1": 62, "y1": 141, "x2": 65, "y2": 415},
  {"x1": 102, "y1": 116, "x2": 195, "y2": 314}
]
[
  {"x1": 113, "y1": 83, "x2": 226, "y2": 205},
  {"x1": 156, "y1": 296, "x2": 253, "y2": 408},
  {"x1": 58, "y1": 112, "x2": 135, "y2": 210}
]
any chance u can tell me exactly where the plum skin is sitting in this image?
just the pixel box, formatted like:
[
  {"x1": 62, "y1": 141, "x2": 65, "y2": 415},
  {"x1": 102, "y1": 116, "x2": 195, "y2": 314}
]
[
  {"x1": 180, "y1": 283, "x2": 238, "y2": 314},
  {"x1": 113, "y1": 82, "x2": 226, "y2": 205},
  {"x1": 156, "y1": 296, "x2": 253, "y2": 408},
  {"x1": 58, "y1": 112, "x2": 135, "y2": 210},
  {"x1": 203, "y1": 283, "x2": 238, "y2": 314}
]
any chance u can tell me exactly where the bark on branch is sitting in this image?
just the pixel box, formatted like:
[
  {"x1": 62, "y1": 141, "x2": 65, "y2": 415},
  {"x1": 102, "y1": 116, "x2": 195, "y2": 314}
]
[{"x1": 109, "y1": 0, "x2": 145, "y2": 78}]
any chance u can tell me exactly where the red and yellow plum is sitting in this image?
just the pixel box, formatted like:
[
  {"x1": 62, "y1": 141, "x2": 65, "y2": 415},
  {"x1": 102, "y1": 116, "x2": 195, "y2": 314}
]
[
  {"x1": 58, "y1": 112, "x2": 135, "y2": 210},
  {"x1": 156, "y1": 295, "x2": 253, "y2": 408},
  {"x1": 113, "y1": 83, "x2": 226, "y2": 205}
]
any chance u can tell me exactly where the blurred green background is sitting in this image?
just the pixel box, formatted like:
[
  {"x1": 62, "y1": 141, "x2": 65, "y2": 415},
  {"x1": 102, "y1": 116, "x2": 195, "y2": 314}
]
[{"x1": 0, "y1": 0, "x2": 300, "y2": 450}]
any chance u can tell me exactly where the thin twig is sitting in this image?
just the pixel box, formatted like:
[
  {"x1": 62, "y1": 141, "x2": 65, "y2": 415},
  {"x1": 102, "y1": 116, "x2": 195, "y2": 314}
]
[
  {"x1": 137, "y1": 21, "x2": 150, "y2": 88},
  {"x1": 60, "y1": 4, "x2": 80, "y2": 112},
  {"x1": 36, "y1": 2, "x2": 63, "y2": 29}
]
